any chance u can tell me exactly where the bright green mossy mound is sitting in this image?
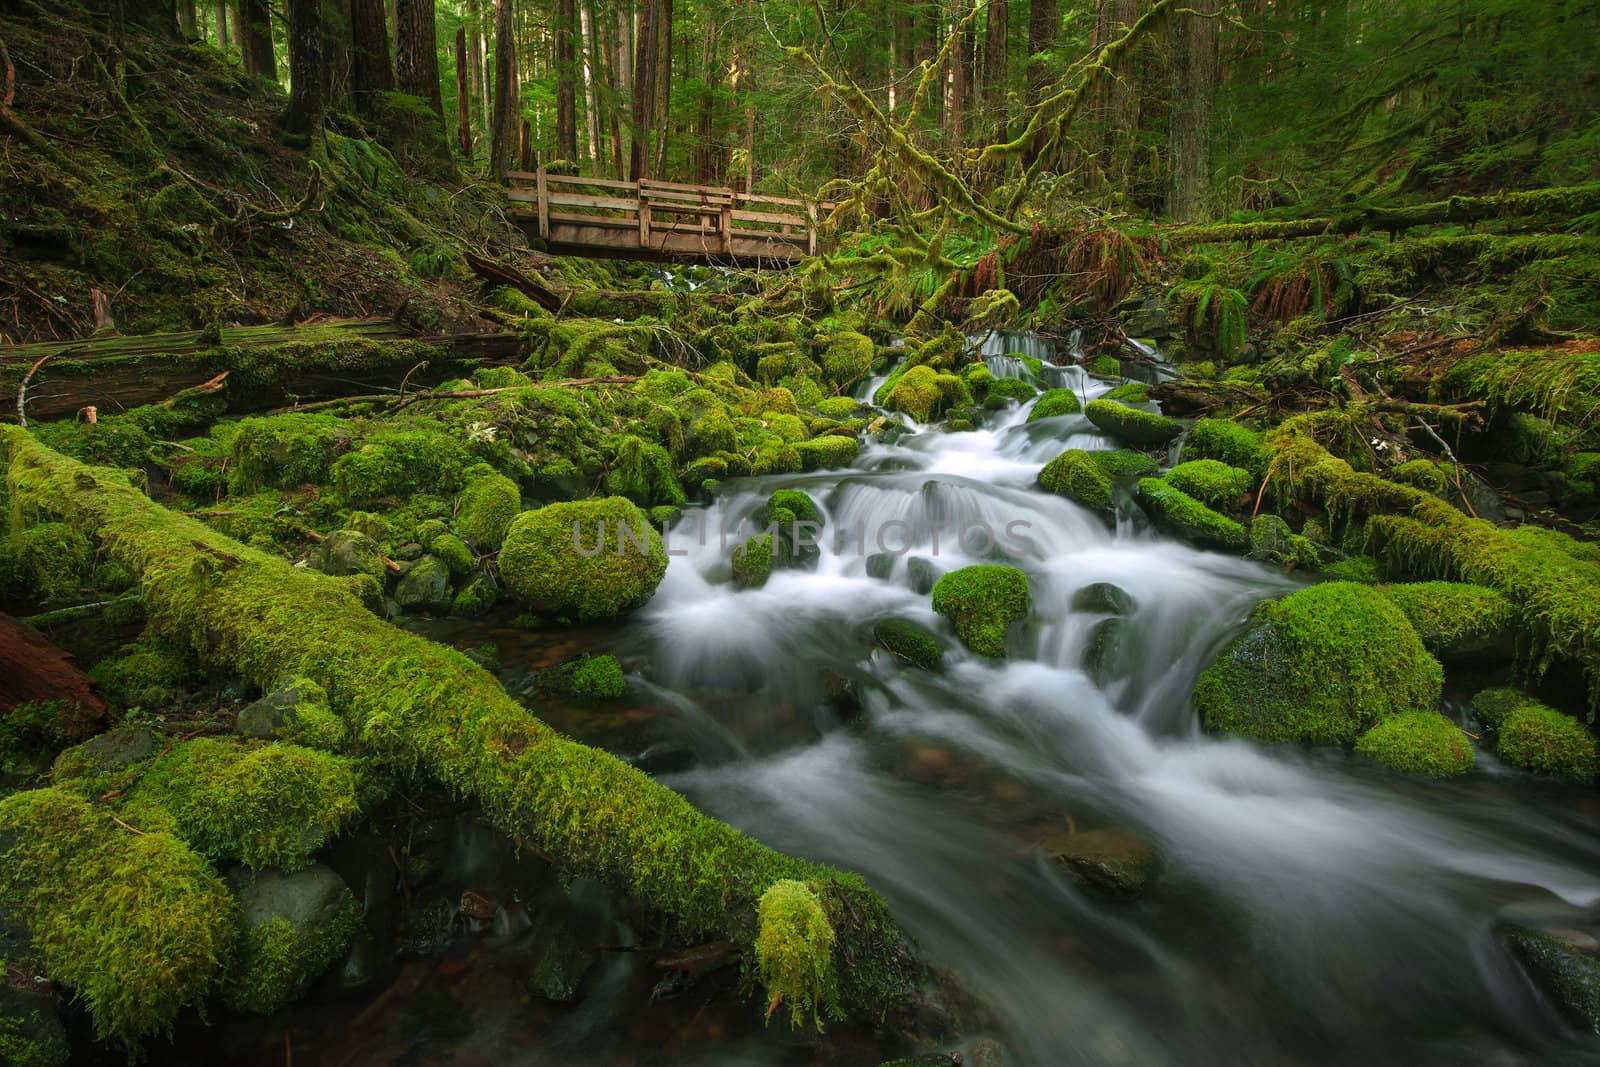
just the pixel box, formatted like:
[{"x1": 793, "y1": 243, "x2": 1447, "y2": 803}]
[
  {"x1": 222, "y1": 867, "x2": 361, "y2": 1015},
  {"x1": 1378, "y1": 582, "x2": 1516, "y2": 659},
  {"x1": 1195, "y1": 582, "x2": 1444, "y2": 744},
  {"x1": 1164, "y1": 459, "x2": 1252, "y2": 507},
  {"x1": 87, "y1": 632, "x2": 197, "y2": 709},
  {"x1": 1498, "y1": 700, "x2": 1599, "y2": 782},
  {"x1": 226, "y1": 413, "x2": 349, "y2": 492},
  {"x1": 119, "y1": 737, "x2": 361, "y2": 871},
  {"x1": 9, "y1": 521, "x2": 91, "y2": 601},
  {"x1": 814, "y1": 396, "x2": 860, "y2": 419},
  {"x1": 1028, "y1": 388, "x2": 1082, "y2": 420},
  {"x1": 1038, "y1": 450, "x2": 1113, "y2": 513},
  {"x1": 329, "y1": 425, "x2": 469, "y2": 504},
  {"x1": 877, "y1": 364, "x2": 972, "y2": 422},
  {"x1": 455, "y1": 464, "x2": 521, "y2": 549},
  {"x1": 931, "y1": 565, "x2": 1030, "y2": 658},
  {"x1": 755, "y1": 880, "x2": 836, "y2": 1030},
  {"x1": 821, "y1": 332, "x2": 875, "y2": 389},
  {"x1": 732, "y1": 534, "x2": 774, "y2": 589},
  {"x1": 1084, "y1": 399, "x2": 1182, "y2": 446},
  {"x1": 499, "y1": 497, "x2": 668, "y2": 619},
  {"x1": 571, "y1": 655, "x2": 628, "y2": 699},
  {"x1": 0, "y1": 788, "x2": 236, "y2": 1048},
  {"x1": 873, "y1": 618, "x2": 943, "y2": 671},
  {"x1": 1470, "y1": 687, "x2": 1529, "y2": 732},
  {"x1": 984, "y1": 376, "x2": 1038, "y2": 407},
  {"x1": 1354, "y1": 711, "x2": 1475, "y2": 777},
  {"x1": 796, "y1": 435, "x2": 860, "y2": 470},
  {"x1": 1101, "y1": 382, "x2": 1150, "y2": 404},
  {"x1": 1090, "y1": 449, "x2": 1161, "y2": 479},
  {"x1": 1137, "y1": 478, "x2": 1248, "y2": 551},
  {"x1": 765, "y1": 488, "x2": 822, "y2": 525},
  {"x1": 1183, "y1": 418, "x2": 1268, "y2": 475}
]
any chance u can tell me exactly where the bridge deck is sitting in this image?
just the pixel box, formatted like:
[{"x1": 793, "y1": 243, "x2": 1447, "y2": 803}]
[{"x1": 507, "y1": 170, "x2": 829, "y2": 265}]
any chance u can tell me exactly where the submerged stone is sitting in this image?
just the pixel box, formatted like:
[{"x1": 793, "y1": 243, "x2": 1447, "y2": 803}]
[
  {"x1": 1505, "y1": 925, "x2": 1600, "y2": 1033},
  {"x1": 525, "y1": 923, "x2": 596, "y2": 1002},
  {"x1": 1042, "y1": 828, "x2": 1158, "y2": 898}
]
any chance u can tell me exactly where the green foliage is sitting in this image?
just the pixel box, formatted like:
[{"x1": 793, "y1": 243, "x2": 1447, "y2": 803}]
[
  {"x1": 9, "y1": 521, "x2": 91, "y2": 602},
  {"x1": 931, "y1": 565, "x2": 1031, "y2": 658},
  {"x1": 1471, "y1": 687, "x2": 1530, "y2": 733},
  {"x1": 755, "y1": 880, "x2": 836, "y2": 1030},
  {"x1": 571, "y1": 655, "x2": 628, "y2": 700},
  {"x1": 499, "y1": 497, "x2": 668, "y2": 619},
  {"x1": 1084, "y1": 399, "x2": 1182, "y2": 446},
  {"x1": 1355, "y1": 711, "x2": 1475, "y2": 777},
  {"x1": 603, "y1": 435, "x2": 686, "y2": 508},
  {"x1": 225, "y1": 413, "x2": 350, "y2": 492},
  {"x1": 1170, "y1": 280, "x2": 1248, "y2": 355},
  {"x1": 0, "y1": 788, "x2": 236, "y2": 1048},
  {"x1": 815, "y1": 396, "x2": 861, "y2": 419},
  {"x1": 1195, "y1": 582, "x2": 1443, "y2": 744},
  {"x1": 1028, "y1": 388, "x2": 1083, "y2": 420},
  {"x1": 1164, "y1": 459, "x2": 1253, "y2": 507},
  {"x1": 873, "y1": 618, "x2": 944, "y2": 671},
  {"x1": 1038, "y1": 450, "x2": 1114, "y2": 513},
  {"x1": 984, "y1": 376, "x2": 1038, "y2": 408},
  {"x1": 1497, "y1": 701, "x2": 1599, "y2": 783},
  {"x1": 1136, "y1": 478, "x2": 1248, "y2": 551},
  {"x1": 456, "y1": 464, "x2": 522, "y2": 550}
]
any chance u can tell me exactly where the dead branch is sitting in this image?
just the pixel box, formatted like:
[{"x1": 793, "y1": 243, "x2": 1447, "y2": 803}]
[{"x1": 16, "y1": 352, "x2": 52, "y2": 427}]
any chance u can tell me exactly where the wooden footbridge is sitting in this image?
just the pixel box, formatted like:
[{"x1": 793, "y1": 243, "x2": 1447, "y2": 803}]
[{"x1": 507, "y1": 169, "x2": 831, "y2": 265}]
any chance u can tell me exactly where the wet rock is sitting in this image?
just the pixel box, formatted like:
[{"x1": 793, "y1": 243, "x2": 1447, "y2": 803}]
[
  {"x1": 525, "y1": 922, "x2": 596, "y2": 1002},
  {"x1": 237, "y1": 675, "x2": 323, "y2": 738},
  {"x1": 225, "y1": 864, "x2": 361, "y2": 1014},
  {"x1": 395, "y1": 556, "x2": 452, "y2": 612},
  {"x1": 316, "y1": 530, "x2": 387, "y2": 580},
  {"x1": 1042, "y1": 828, "x2": 1158, "y2": 898},
  {"x1": 1505, "y1": 924, "x2": 1600, "y2": 1032},
  {"x1": 874, "y1": 618, "x2": 944, "y2": 671},
  {"x1": 392, "y1": 541, "x2": 426, "y2": 562},
  {"x1": 1123, "y1": 302, "x2": 1174, "y2": 340},
  {"x1": 907, "y1": 557, "x2": 940, "y2": 595},
  {"x1": 1071, "y1": 582, "x2": 1134, "y2": 616},
  {"x1": 866, "y1": 552, "x2": 896, "y2": 580},
  {"x1": 74, "y1": 724, "x2": 155, "y2": 768},
  {"x1": 820, "y1": 668, "x2": 863, "y2": 716},
  {"x1": 0, "y1": 985, "x2": 69, "y2": 1067},
  {"x1": 398, "y1": 895, "x2": 461, "y2": 957},
  {"x1": 1083, "y1": 617, "x2": 1125, "y2": 687}
]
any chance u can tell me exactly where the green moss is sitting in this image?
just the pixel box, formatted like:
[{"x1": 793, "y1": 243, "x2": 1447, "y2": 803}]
[
  {"x1": 1497, "y1": 701, "x2": 1599, "y2": 782},
  {"x1": 984, "y1": 376, "x2": 1038, "y2": 408},
  {"x1": 1027, "y1": 387, "x2": 1082, "y2": 421},
  {"x1": 1393, "y1": 459, "x2": 1451, "y2": 496},
  {"x1": 1321, "y1": 555, "x2": 1380, "y2": 583},
  {"x1": 873, "y1": 618, "x2": 943, "y2": 671},
  {"x1": 1084, "y1": 399, "x2": 1182, "y2": 447},
  {"x1": 1090, "y1": 449, "x2": 1161, "y2": 479},
  {"x1": 732, "y1": 534, "x2": 774, "y2": 590},
  {"x1": 1137, "y1": 478, "x2": 1248, "y2": 551},
  {"x1": 453, "y1": 574, "x2": 499, "y2": 618},
  {"x1": 880, "y1": 365, "x2": 972, "y2": 423},
  {"x1": 122, "y1": 737, "x2": 361, "y2": 870},
  {"x1": 766, "y1": 489, "x2": 821, "y2": 525},
  {"x1": 815, "y1": 397, "x2": 860, "y2": 419},
  {"x1": 499, "y1": 497, "x2": 668, "y2": 619},
  {"x1": 1378, "y1": 582, "x2": 1515, "y2": 659},
  {"x1": 0, "y1": 788, "x2": 236, "y2": 1048},
  {"x1": 456, "y1": 465, "x2": 522, "y2": 550},
  {"x1": 222, "y1": 870, "x2": 361, "y2": 1015},
  {"x1": 1504, "y1": 926, "x2": 1600, "y2": 1032},
  {"x1": 755, "y1": 880, "x2": 836, "y2": 1031},
  {"x1": 931, "y1": 565, "x2": 1030, "y2": 658},
  {"x1": 602, "y1": 434, "x2": 685, "y2": 508},
  {"x1": 1194, "y1": 582, "x2": 1443, "y2": 744},
  {"x1": 88, "y1": 632, "x2": 197, "y2": 709},
  {"x1": 752, "y1": 437, "x2": 804, "y2": 476},
  {"x1": 820, "y1": 332, "x2": 875, "y2": 389},
  {"x1": 1101, "y1": 382, "x2": 1150, "y2": 404},
  {"x1": 1089, "y1": 354, "x2": 1121, "y2": 377},
  {"x1": 1038, "y1": 450, "x2": 1114, "y2": 513},
  {"x1": 796, "y1": 435, "x2": 860, "y2": 471},
  {"x1": 961, "y1": 363, "x2": 996, "y2": 402},
  {"x1": 1354, "y1": 711, "x2": 1475, "y2": 777},
  {"x1": 9, "y1": 521, "x2": 91, "y2": 601},
  {"x1": 477, "y1": 366, "x2": 534, "y2": 389},
  {"x1": 1164, "y1": 459, "x2": 1253, "y2": 507},
  {"x1": 226, "y1": 413, "x2": 350, "y2": 492},
  {"x1": 1470, "y1": 687, "x2": 1532, "y2": 733},
  {"x1": 1183, "y1": 418, "x2": 1268, "y2": 476},
  {"x1": 329, "y1": 425, "x2": 469, "y2": 504},
  {"x1": 0, "y1": 987, "x2": 69, "y2": 1067},
  {"x1": 430, "y1": 532, "x2": 475, "y2": 577},
  {"x1": 570, "y1": 655, "x2": 628, "y2": 700}
]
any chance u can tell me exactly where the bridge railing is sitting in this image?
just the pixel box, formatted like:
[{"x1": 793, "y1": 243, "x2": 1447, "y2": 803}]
[{"x1": 505, "y1": 169, "x2": 831, "y2": 261}]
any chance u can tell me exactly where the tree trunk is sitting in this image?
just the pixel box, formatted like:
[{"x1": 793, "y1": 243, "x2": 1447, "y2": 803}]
[
  {"x1": 579, "y1": 1, "x2": 601, "y2": 167},
  {"x1": 178, "y1": 0, "x2": 197, "y2": 39},
  {"x1": 239, "y1": 0, "x2": 275, "y2": 78},
  {"x1": 395, "y1": 0, "x2": 445, "y2": 117},
  {"x1": 323, "y1": 0, "x2": 354, "y2": 114},
  {"x1": 1166, "y1": 0, "x2": 1217, "y2": 220},
  {"x1": 949, "y1": 0, "x2": 968, "y2": 150},
  {"x1": 630, "y1": 0, "x2": 657, "y2": 179},
  {"x1": 283, "y1": 0, "x2": 325, "y2": 135},
  {"x1": 1025, "y1": 0, "x2": 1055, "y2": 107},
  {"x1": 349, "y1": 0, "x2": 395, "y2": 106},
  {"x1": 471, "y1": 0, "x2": 490, "y2": 138},
  {"x1": 651, "y1": 0, "x2": 672, "y2": 178},
  {"x1": 519, "y1": 116, "x2": 534, "y2": 171},
  {"x1": 555, "y1": 0, "x2": 578, "y2": 163},
  {"x1": 456, "y1": 25, "x2": 472, "y2": 158},
  {"x1": 489, "y1": 0, "x2": 518, "y2": 177},
  {"x1": 217, "y1": 0, "x2": 230, "y2": 50},
  {"x1": 984, "y1": 0, "x2": 1007, "y2": 130}
]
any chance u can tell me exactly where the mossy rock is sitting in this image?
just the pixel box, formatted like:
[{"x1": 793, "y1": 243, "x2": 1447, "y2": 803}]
[
  {"x1": 329, "y1": 425, "x2": 469, "y2": 505},
  {"x1": 87, "y1": 633, "x2": 198, "y2": 710},
  {"x1": 237, "y1": 676, "x2": 346, "y2": 750},
  {"x1": 314, "y1": 529, "x2": 387, "y2": 580},
  {"x1": 1028, "y1": 388, "x2": 1082, "y2": 421},
  {"x1": 814, "y1": 396, "x2": 860, "y2": 419},
  {"x1": 428, "y1": 533, "x2": 475, "y2": 578},
  {"x1": 1320, "y1": 555, "x2": 1380, "y2": 584},
  {"x1": 879, "y1": 365, "x2": 972, "y2": 423},
  {"x1": 1497, "y1": 700, "x2": 1599, "y2": 783},
  {"x1": 604, "y1": 435, "x2": 686, "y2": 509},
  {"x1": 571, "y1": 655, "x2": 627, "y2": 699},
  {"x1": 1469, "y1": 686, "x2": 1529, "y2": 733},
  {"x1": 732, "y1": 534, "x2": 773, "y2": 590},
  {"x1": 1038, "y1": 450, "x2": 1113, "y2": 514},
  {"x1": 1084, "y1": 399, "x2": 1182, "y2": 446},
  {"x1": 1378, "y1": 582, "x2": 1516, "y2": 660},
  {"x1": 453, "y1": 574, "x2": 499, "y2": 618},
  {"x1": 1248, "y1": 514, "x2": 1320, "y2": 569},
  {"x1": 1137, "y1": 478, "x2": 1248, "y2": 552},
  {"x1": 983, "y1": 376, "x2": 1038, "y2": 409},
  {"x1": 226, "y1": 413, "x2": 349, "y2": 492},
  {"x1": 1042, "y1": 828, "x2": 1158, "y2": 898},
  {"x1": 873, "y1": 618, "x2": 943, "y2": 671},
  {"x1": 1194, "y1": 582, "x2": 1444, "y2": 745},
  {"x1": 764, "y1": 489, "x2": 822, "y2": 525},
  {"x1": 1503, "y1": 925, "x2": 1600, "y2": 1032},
  {"x1": 1354, "y1": 711, "x2": 1475, "y2": 777},
  {"x1": 394, "y1": 556, "x2": 453, "y2": 612},
  {"x1": 796, "y1": 435, "x2": 861, "y2": 471},
  {"x1": 9, "y1": 522, "x2": 91, "y2": 602},
  {"x1": 820, "y1": 332, "x2": 875, "y2": 389},
  {"x1": 499, "y1": 497, "x2": 668, "y2": 619},
  {"x1": 455, "y1": 465, "x2": 521, "y2": 550},
  {"x1": 222, "y1": 864, "x2": 361, "y2": 1015},
  {"x1": 1090, "y1": 449, "x2": 1160, "y2": 479},
  {"x1": 1101, "y1": 382, "x2": 1150, "y2": 404},
  {"x1": 931, "y1": 565, "x2": 1030, "y2": 658},
  {"x1": 1183, "y1": 418, "x2": 1268, "y2": 476},
  {"x1": 1088, "y1": 354, "x2": 1120, "y2": 377},
  {"x1": 1164, "y1": 459, "x2": 1252, "y2": 507}
]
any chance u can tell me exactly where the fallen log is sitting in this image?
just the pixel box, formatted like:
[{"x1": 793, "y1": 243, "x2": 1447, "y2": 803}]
[
  {"x1": 0, "y1": 612, "x2": 106, "y2": 734},
  {"x1": 464, "y1": 251, "x2": 563, "y2": 312},
  {"x1": 0, "y1": 427, "x2": 919, "y2": 1021}
]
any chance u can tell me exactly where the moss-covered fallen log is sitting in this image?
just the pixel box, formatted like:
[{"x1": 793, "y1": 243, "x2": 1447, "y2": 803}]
[
  {"x1": 1163, "y1": 182, "x2": 1600, "y2": 246},
  {"x1": 0, "y1": 426, "x2": 918, "y2": 1021}
]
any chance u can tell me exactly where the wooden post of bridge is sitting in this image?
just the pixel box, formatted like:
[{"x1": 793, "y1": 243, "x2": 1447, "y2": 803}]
[
  {"x1": 719, "y1": 197, "x2": 732, "y2": 256},
  {"x1": 535, "y1": 166, "x2": 550, "y2": 242},
  {"x1": 806, "y1": 201, "x2": 819, "y2": 257},
  {"x1": 638, "y1": 184, "x2": 651, "y2": 250}
]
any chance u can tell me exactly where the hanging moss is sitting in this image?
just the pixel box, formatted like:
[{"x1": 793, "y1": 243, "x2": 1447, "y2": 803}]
[
  {"x1": 499, "y1": 497, "x2": 668, "y2": 619},
  {"x1": 9, "y1": 521, "x2": 92, "y2": 602},
  {"x1": 1084, "y1": 400, "x2": 1182, "y2": 446},
  {"x1": 1354, "y1": 712, "x2": 1475, "y2": 777},
  {"x1": 1038, "y1": 450, "x2": 1114, "y2": 513},
  {"x1": 755, "y1": 880, "x2": 836, "y2": 1030},
  {"x1": 931, "y1": 565, "x2": 1030, "y2": 658},
  {"x1": 1377, "y1": 582, "x2": 1516, "y2": 660},
  {"x1": 1194, "y1": 582, "x2": 1443, "y2": 744}
]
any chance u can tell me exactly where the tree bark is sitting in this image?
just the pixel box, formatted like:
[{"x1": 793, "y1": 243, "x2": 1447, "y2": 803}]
[
  {"x1": 984, "y1": 0, "x2": 1007, "y2": 131},
  {"x1": 1165, "y1": 0, "x2": 1217, "y2": 220},
  {"x1": 323, "y1": 0, "x2": 354, "y2": 114},
  {"x1": 178, "y1": 0, "x2": 197, "y2": 39},
  {"x1": 489, "y1": 0, "x2": 518, "y2": 177},
  {"x1": 949, "y1": 0, "x2": 968, "y2": 150},
  {"x1": 456, "y1": 24, "x2": 472, "y2": 158},
  {"x1": 217, "y1": 0, "x2": 230, "y2": 50},
  {"x1": 283, "y1": 0, "x2": 326, "y2": 135},
  {"x1": 651, "y1": 0, "x2": 672, "y2": 177},
  {"x1": 239, "y1": 0, "x2": 275, "y2": 78},
  {"x1": 630, "y1": 0, "x2": 657, "y2": 179},
  {"x1": 519, "y1": 116, "x2": 534, "y2": 171},
  {"x1": 395, "y1": 0, "x2": 445, "y2": 117},
  {"x1": 555, "y1": 0, "x2": 578, "y2": 163},
  {"x1": 349, "y1": 0, "x2": 395, "y2": 105},
  {"x1": 579, "y1": 1, "x2": 600, "y2": 167},
  {"x1": 1025, "y1": 0, "x2": 1055, "y2": 107}
]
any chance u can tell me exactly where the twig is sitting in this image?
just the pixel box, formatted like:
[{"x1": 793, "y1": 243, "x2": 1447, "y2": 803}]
[
  {"x1": 16, "y1": 352, "x2": 52, "y2": 427},
  {"x1": 108, "y1": 813, "x2": 146, "y2": 836}
]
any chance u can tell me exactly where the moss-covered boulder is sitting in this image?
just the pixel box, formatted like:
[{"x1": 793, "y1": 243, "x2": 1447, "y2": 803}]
[
  {"x1": 9, "y1": 522, "x2": 91, "y2": 602},
  {"x1": 984, "y1": 376, "x2": 1038, "y2": 409},
  {"x1": 222, "y1": 865, "x2": 361, "y2": 1015},
  {"x1": 1469, "y1": 686, "x2": 1528, "y2": 733},
  {"x1": 796, "y1": 435, "x2": 860, "y2": 471},
  {"x1": 571, "y1": 655, "x2": 627, "y2": 699},
  {"x1": 1038, "y1": 450, "x2": 1114, "y2": 513},
  {"x1": 1101, "y1": 382, "x2": 1150, "y2": 404},
  {"x1": 1354, "y1": 711, "x2": 1475, "y2": 777},
  {"x1": 0, "y1": 788, "x2": 237, "y2": 1048},
  {"x1": 499, "y1": 497, "x2": 668, "y2": 619},
  {"x1": 87, "y1": 633, "x2": 198, "y2": 710},
  {"x1": 315, "y1": 529, "x2": 387, "y2": 580},
  {"x1": 1137, "y1": 478, "x2": 1248, "y2": 552},
  {"x1": 1028, "y1": 388, "x2": 1082, "y2": 421},
  {"x1": 237, "y1": 676, "x2": 346, "y2": 750},
  {"x1": 1182, "y1": 418, "x2": 1268, "y2": 475},
  {"x1": 1194, "y1": 582, "x2": 1443, "y2": 744},
  {"x1": 1090, "y1": 449, "x2": 1161, "y2": 479},
  {"x1": 1084, "y1": 399, "x2": 1182, "y2": 446},
  {"x1": 1497, "y1": 700, "x2": 1599, "y2": 783},
  {"x1": 1247, "y1": 514, "x2": 1320, "y2": 569},
  {"x1": 1377, "y1": 582, "x2": 1516, "y2": 660},
  {"x1": 732, "y1": 534, "x2": 774, "y2": 589},
  {"x1": 820, "y1": 332, "x2": 875, "y2": 389},
  {"x1": 879, "y1": 364, "x2": 972, "y2": 423},
  {"x1": 395, "y1": 555, "x2": 452, "y2": 611},
  {"x1": 873, "y1": 618, "x2": 944, "y2": 671},
  {"x1": 455, "y1": 464, "x2": 521, "y2": 549},
  {"x1": 931, "y1": 565, "x2": 1030, "y2": 658},
  {"x1": 1503, "y1": 925, "x2": 1600, "y2": 1032},
  {"x1": 1164, "y1": 459, "x2": 1252, "y2": 507},
  {"x1": 329, "y1": 425, "x2": 468, "y2": 504}
]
